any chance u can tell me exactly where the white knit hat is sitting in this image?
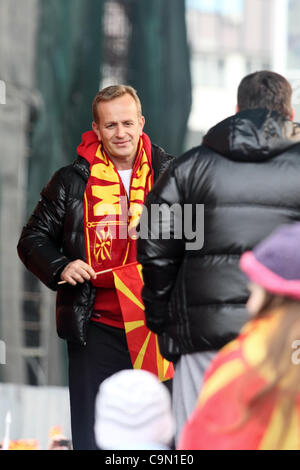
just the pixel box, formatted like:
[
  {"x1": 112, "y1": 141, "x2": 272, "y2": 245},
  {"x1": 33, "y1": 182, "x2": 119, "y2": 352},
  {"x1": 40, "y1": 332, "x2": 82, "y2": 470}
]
[{"x1": 94, "y1": 370, "x2": 174, "y2": 450}]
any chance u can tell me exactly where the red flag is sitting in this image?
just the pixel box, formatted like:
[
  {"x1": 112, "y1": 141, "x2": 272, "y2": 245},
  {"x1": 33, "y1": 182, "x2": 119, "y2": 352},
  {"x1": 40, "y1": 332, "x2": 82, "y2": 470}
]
[{"x1": 112, "y1": 262, "x2": 174, "y2": 382}]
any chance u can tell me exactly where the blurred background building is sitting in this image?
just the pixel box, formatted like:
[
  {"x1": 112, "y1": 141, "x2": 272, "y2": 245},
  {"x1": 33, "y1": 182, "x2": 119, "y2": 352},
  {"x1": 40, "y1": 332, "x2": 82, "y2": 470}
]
[
  {"x1": 0, "y1": 0, "x2": 298, "y2": 448},
  {"x1": 186, "y1": 0, "x2": 274, "y2": 145}
]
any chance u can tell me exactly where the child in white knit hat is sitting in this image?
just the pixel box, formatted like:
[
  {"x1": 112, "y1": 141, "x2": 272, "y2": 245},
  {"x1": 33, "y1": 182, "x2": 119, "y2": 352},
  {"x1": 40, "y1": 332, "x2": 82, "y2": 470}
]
[{"x1": 94, "y1": 369, "x2": 174, "y2": 450}]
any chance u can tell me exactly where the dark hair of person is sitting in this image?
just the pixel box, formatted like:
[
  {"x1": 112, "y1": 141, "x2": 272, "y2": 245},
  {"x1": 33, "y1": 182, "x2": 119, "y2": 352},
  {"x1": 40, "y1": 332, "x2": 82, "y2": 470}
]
[
  {"x1": 237, "y1": 71, "x2": 293, "y2": 119},
  {"x1": 92, "y1": 85, "x2": 142, "y2": 124}
]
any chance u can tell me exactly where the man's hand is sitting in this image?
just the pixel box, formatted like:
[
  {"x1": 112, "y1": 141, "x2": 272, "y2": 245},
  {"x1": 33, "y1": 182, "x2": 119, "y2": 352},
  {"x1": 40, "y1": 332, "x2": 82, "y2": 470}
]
[{"x1": 61, "y1": 260, "x2": 97, "y2": 286}]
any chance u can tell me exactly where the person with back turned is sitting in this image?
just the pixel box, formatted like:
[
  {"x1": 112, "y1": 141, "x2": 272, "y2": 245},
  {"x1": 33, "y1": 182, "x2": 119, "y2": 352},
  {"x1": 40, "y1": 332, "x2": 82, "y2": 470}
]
[{"x1": 137, "y1": 71, "x2": 300, "y2": 442}]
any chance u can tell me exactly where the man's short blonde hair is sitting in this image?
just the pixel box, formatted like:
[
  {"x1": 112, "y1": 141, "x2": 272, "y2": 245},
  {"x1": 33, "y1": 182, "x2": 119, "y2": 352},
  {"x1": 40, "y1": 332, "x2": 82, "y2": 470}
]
[{"x1": 92, "y1": 85, "x2": 142, "y2": 124}]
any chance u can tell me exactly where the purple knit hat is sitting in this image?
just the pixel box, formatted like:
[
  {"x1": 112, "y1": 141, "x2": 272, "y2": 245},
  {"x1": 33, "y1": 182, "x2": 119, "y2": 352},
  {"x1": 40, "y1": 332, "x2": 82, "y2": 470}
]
[{"x1": 240, "y1": 223, "x2": 300, "y2": 300}]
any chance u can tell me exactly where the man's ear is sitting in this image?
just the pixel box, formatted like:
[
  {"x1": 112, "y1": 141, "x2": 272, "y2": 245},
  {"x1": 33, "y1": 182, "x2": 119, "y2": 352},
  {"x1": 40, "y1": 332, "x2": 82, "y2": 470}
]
[
  {"x1": 140, "y1": 115, "x2": 145, "y2": 135},
  {"x1": 235, "y1": 104, "x2": 239, "y2": 114},
  {"x1": 92, "y1": 121, "x2": 101, "y2": 141}
]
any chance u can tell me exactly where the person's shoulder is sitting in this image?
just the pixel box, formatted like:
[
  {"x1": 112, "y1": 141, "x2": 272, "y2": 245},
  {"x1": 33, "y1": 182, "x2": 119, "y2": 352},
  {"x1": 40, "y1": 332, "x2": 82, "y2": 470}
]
[
  {"x1": 151, "y1": 143, "x2": 175, "y2": 178},
  {"x1": 53, "y1": 157, "x2": 89, "y2": 180},
  {"x1": 177, "y1": 144, "x2": 214, "y2": 164},
  {"x1": 172, "y1": 145, "x2": 216, "y2": 179},
  {"x1": 42, "y1": 157, "x2": 89, "y2": 193}
]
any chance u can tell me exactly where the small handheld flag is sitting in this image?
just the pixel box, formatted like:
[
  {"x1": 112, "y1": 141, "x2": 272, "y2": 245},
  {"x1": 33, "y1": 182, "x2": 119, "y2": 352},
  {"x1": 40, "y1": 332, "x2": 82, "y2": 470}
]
[{"x1": 112, "y1": 262, "x2": 174, "y2": 382}]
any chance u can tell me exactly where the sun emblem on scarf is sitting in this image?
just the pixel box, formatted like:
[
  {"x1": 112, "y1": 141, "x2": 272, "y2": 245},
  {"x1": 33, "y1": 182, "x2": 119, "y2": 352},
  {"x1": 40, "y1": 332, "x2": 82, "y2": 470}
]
[{"x1": 95, "y1": 226, "x2": 112, "y2": 261}]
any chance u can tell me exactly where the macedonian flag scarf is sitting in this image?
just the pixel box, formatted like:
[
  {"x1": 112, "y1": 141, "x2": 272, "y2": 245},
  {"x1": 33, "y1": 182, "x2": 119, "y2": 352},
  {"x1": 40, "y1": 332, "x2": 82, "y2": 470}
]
[
  {"x1": 178, "y1": 311, "x2": 300, "y2": 450},
  {"x1": 79, "y1": 130, "x2": 153, "y2": 288}
]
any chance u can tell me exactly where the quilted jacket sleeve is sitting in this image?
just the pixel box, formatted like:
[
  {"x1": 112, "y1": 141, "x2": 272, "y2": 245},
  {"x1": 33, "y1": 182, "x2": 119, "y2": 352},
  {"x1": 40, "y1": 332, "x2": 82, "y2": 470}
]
[
  {"x1": 17, "y1": 168, "x2": 70, "y2": 291},
  {"x1": 137, "y1": 160, "x2": 186, "y2": 334}
]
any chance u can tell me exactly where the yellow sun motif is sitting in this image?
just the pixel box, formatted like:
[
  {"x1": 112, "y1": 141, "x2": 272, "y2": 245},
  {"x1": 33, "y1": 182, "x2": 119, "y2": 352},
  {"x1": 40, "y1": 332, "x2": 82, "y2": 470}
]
[{"x1": 95, "y1": 227, "x2": 112, "y2": 261}]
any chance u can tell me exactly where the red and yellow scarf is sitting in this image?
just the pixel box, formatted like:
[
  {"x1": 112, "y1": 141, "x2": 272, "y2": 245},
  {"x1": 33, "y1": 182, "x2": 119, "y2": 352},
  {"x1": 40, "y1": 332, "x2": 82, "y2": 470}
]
[{"x1": 80, "y1": 130, "x2": 153, "y2": 288}]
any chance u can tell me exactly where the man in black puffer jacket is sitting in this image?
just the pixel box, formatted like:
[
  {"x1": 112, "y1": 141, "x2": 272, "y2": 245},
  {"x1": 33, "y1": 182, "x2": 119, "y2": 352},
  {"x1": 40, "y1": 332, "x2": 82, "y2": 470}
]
[
  {"x1": 17, "y1": 85, "x2": 173, "y2": 450},
  {"x1": 137, "y1": 71, "x2": 300, "y2": 442}
]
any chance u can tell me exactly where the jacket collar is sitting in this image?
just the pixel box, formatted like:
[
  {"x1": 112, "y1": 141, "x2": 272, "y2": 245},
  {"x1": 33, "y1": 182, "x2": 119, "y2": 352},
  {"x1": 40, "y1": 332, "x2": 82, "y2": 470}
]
[{"x1": 203, "y1": 109, "x2": 300, "y2": 162}]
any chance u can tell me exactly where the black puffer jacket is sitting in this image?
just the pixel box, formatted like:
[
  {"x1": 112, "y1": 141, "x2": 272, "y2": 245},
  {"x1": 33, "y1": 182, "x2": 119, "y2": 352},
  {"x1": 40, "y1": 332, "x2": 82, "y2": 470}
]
[
  {"x1": 138, "y1": 109, "x2": 300, "y2": 362},
  {"x1": 17, "y1": 145, "x2": 173, "y2": 345}
]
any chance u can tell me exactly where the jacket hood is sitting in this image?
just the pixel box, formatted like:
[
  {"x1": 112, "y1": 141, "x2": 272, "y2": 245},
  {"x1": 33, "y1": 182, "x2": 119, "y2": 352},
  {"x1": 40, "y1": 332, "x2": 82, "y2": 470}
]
[
  {"x1": 203, "y1": 109, "x2": 300, "y2": 162},
  {"x1": 77, "y1": 130, "x2": 100, "y2": 164}
]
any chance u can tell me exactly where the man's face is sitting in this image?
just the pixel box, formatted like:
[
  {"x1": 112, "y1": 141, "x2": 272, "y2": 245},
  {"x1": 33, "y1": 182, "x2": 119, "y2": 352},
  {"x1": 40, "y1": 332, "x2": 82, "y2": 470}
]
[{"x1": 92, "y1": 94, "x2": 145, "y2": 166}]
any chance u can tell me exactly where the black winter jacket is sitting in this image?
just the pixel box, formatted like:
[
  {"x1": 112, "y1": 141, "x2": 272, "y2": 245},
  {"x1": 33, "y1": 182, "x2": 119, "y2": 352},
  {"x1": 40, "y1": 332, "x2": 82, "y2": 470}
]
[
  {"x1": 17, "y1": 144, "x2": 173, "y2": 346},
  {"x1": 137, "y1": 109, "x2": 300, "y2": 362}
]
